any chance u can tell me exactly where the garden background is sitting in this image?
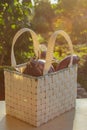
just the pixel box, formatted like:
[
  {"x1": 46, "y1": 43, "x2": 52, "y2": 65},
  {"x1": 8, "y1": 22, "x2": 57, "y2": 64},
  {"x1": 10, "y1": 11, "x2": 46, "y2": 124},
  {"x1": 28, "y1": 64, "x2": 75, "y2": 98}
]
[{"x1": 0, "y1": 0, "x2": 87, "y2": 99}]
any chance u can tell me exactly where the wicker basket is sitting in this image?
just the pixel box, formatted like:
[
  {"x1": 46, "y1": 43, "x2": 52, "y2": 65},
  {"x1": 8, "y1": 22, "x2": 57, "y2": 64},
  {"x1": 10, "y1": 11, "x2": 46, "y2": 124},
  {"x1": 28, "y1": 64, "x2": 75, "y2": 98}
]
[{"x1": 4, "y1": 28, "x2": 77, "y2": 127}]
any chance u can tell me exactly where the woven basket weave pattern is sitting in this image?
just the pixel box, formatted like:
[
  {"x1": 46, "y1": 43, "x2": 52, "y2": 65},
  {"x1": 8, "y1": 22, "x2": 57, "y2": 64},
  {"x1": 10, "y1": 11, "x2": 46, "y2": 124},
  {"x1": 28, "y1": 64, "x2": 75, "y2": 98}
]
[{"x1": 5, "y1": 65, "x2": 77, "y2": 126}]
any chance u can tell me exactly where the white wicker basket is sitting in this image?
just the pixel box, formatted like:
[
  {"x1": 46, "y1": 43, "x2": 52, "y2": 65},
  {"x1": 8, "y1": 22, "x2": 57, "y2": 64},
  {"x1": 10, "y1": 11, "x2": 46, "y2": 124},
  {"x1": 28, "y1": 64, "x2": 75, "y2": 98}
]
[{"x1": 4, "y1": 28, "x2": 77, "y2": 127}]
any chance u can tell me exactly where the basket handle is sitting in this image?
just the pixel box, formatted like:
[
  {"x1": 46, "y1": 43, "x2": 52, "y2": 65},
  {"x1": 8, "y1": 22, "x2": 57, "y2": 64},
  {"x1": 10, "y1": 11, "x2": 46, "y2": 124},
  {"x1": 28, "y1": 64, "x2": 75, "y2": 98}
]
[
  {"x1": 11, "y1": 28, "x2": 39, "y2": 67},
  {"x1": 43, "y1": 30, "x2": 74, "y2": 75}
]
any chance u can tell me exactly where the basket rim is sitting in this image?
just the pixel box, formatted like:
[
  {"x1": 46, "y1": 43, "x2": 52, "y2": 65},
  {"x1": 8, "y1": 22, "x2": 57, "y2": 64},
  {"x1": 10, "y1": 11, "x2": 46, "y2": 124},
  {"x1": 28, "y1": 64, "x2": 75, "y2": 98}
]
[{"x1": 4, "y1": 64, "x2": 77, "y2": 80}]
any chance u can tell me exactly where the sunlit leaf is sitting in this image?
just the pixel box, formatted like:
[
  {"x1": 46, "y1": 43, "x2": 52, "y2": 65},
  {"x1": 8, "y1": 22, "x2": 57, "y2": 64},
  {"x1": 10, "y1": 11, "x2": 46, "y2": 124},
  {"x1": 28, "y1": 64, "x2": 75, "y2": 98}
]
[{"x1": 11, "y1": 24, "x2": 16, "y2": 29}]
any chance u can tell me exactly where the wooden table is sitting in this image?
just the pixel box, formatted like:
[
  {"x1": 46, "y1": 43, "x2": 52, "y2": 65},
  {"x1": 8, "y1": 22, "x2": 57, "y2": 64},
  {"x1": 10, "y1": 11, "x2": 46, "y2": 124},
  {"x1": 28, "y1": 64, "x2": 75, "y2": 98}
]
[{"x1": 0, "y1": 99, "x2": 87, "y2": 130}]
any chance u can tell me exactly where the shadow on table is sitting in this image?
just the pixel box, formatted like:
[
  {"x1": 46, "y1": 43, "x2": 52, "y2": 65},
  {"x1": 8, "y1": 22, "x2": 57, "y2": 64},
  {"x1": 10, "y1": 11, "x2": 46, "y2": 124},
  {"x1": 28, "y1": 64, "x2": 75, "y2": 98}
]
[{"x1": 0, "y1": 108, "x2": 75, "y2": 130}]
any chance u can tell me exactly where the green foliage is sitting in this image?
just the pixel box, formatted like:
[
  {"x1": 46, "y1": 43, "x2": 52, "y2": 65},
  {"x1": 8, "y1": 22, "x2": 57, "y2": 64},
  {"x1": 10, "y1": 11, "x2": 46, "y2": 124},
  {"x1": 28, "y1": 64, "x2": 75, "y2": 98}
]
[
  {"x1": 59, "y1": 0, "x2": 77, "y2": 11},
  {"x1": 31, "y1": 1, "x2": 55, "y2": 33},
  {"x1": 54, "y1": 0, "x2": 87, "y2": 45},
  {"x1": 0, "y1": 0, "x2": 32, "y2": 65},
  {"x1": 21, "y1": 45, "x2": 35, "y2": 61},
  {"x1": 1, "y1": 0, "x2": 87, "y2": 66},
  {"x1": 37, "y1": 34, "x2": 46, "y2": 43}
]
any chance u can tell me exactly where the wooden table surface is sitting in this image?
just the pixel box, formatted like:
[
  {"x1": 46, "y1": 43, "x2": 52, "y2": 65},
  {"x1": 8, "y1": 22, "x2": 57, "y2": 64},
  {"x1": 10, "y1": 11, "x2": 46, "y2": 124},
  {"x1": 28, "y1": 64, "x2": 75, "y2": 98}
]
[{"x1": 0, "y1": 99, "x2": 87, "y2": 130}]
